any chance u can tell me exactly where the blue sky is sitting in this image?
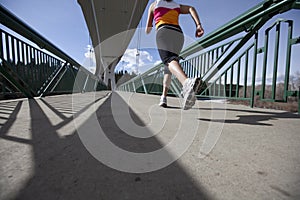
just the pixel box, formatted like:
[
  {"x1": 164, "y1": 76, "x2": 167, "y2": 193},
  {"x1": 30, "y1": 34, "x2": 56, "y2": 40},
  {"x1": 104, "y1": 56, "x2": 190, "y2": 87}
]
[{"x1": 0, "y1": 0, "x2": 299, "y2": 75}]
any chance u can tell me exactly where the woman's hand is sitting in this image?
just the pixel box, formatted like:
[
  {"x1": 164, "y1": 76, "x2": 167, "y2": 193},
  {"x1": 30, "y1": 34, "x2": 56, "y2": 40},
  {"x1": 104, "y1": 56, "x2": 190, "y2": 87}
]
[
  {"x1": 195, "y1": 24, "x2": 204, "y2": 38},
  {"x1": 145, "y1": 26, "x2": 152, "y2": 34}
]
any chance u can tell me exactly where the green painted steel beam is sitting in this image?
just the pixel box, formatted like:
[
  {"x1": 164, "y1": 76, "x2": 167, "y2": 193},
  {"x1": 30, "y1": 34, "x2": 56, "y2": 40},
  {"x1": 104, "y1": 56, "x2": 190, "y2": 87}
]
[
  {"x1": 0, "y1": 5, "x2": 81, "y2": 68},
  {"x1": 250, "y1": 33, "x2": 259, "y2": 108},
  {"x1": 119, "y1": 0, "x2": 298, "y2": 90},
  {"x1": 0, "y1": 60, "x2": 36, "y2": 98},
  {"x1": 0, "y1": 4, "x2": 105, "y2": 98},
  {"x1": 204, "y1": 16, "x2": 270, "y2": 82},
  {"x1": 292, "y1": 0, "x2": 300, "y2": 8},
  {"x1": 180, "y1": 0, "x2": 297, "y2": 59},
  {"x1": 284, "y1": 20, "x2": 294, "y2": 102},
  {"x1": 38, "y1": 63, "x2": 68, "y2": 97}
]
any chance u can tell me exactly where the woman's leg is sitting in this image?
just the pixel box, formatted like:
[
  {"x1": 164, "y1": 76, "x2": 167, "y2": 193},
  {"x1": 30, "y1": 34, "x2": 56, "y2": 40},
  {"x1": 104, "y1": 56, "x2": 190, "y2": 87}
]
[
  {"x1": 162, "y1": 74, "x2": 171, "y2": 97},
  {"x1": 159, "y1": 74, "x2": 171, "y2": 107},
  {"x1": 168, "y1": 59, "x2": 202, "y2": 110},
  {"x1": 167, "y1": 60, "x2": 188, "y2": 85}
]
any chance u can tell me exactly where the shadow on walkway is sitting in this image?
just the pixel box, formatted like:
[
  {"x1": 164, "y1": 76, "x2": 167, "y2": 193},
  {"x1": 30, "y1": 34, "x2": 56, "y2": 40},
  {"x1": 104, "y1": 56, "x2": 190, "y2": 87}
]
[
  {"x1": 0, "y1": 101, "x2": 23, "y2": 134},
  {"x1": 6, "y1": 93, "x2": 211, "y2": 200},
  {"x1": 199, "y1": 107, "x2": 300, "y2": 126}
]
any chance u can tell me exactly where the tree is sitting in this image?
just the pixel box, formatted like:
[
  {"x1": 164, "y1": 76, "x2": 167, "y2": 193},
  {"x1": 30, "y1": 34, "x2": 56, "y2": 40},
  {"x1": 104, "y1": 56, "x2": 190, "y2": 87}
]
[{"x1": 290, "y1": 71, "x2": 300, "y2": 90}]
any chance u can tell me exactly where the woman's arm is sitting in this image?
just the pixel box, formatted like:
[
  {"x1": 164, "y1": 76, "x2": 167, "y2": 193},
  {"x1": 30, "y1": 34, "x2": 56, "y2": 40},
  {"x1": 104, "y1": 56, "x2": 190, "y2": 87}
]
[
  {"x1": 145, "y1": 2, "x2": 155, "y2": 34},
  {"x1": 180, "y1": 5, "x2": 204, "y2": 38}
]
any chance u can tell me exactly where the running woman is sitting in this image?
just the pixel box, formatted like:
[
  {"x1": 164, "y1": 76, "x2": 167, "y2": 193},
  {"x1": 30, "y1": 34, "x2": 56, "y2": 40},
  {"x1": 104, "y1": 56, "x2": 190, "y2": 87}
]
[{"x1": 145, "y1": 0, "x2": 204, "y2": 109}]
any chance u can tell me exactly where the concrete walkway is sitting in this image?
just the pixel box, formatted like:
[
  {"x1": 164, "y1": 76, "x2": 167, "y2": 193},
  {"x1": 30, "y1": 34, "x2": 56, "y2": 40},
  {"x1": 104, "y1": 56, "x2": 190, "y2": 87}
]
[{"x1": 0, "y1": 91, "x2": 299, "y2": 200}]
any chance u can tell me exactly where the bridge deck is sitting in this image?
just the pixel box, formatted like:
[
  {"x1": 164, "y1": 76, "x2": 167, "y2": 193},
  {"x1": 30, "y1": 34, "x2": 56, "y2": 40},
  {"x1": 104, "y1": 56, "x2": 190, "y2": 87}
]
[{"x1": 0, "y1": 91, "x2": 299, "y2": 200}]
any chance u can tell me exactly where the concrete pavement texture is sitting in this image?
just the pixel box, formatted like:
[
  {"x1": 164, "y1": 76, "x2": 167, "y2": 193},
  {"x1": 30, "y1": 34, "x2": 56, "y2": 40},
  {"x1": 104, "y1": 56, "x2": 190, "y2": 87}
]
[{"x1": 0, "y1": 91, "x2": 299, "y2": 200}]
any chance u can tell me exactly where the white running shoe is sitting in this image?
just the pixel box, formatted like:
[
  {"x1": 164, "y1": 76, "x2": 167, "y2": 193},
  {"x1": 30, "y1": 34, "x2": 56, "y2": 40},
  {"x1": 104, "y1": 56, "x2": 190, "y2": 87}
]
[
  {"x1": 181, "y1": 77, "x2": 202, "y2": 110},
  {"x1": 159, "y1": 96, "x2": 167, "y2": 108}
]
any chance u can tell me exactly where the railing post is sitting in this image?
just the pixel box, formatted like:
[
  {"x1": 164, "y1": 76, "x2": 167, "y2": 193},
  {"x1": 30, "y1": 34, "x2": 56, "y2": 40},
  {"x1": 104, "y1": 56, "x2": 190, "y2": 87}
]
[
  {"x1": 141, "y1": 76, "x2": 148, "y2": 94},
  {"x1": 243, "y1": 50, "x2": 249, "y2": 98},
  {"x1": 261, "y1": 26, "x2": 269, "y2": 100},
  {"x1": 251, "y1": 32, "x2": 258, "y2": 108},
  {"x1": 272, "y1": 23, "x2": 281, "y2": 100},
  {"x1": 298, "y1": 86, "x2": 300, "y2": 115},
  {"x1": 236, "y1": 58, "x2": 241, "y2": 98},
  {"x1": 284, "y1": 20, "x2": 293, "y2": 102},
  {"x1": 132, "y1": 81, "x2": 136, "y2": 93},
  {"x1": 94, "y1": 79, "x2": 98, "y2": 91},
  {"x1": 82, "y1": 74, "x2": 89, "y2": 93}
]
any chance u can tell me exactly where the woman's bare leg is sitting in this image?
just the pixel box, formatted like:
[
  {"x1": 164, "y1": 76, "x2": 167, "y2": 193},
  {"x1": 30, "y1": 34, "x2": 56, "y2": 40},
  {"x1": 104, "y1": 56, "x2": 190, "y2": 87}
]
[
  {"x1": 167, "y1": 60, "x2": 188, "y2": 85},
  {"x1": 167, "y1": 59, "x2": 201, "y2": 109},
  {"x1": 162, "y1": 74, "x2": 171, "y2": 97}
]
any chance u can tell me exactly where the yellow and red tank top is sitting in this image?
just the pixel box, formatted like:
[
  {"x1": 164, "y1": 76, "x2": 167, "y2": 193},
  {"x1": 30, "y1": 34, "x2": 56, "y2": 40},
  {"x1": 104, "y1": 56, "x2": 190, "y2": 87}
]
[{"x1": 153, "y1": 0, "x2": 181, "y2": 29}]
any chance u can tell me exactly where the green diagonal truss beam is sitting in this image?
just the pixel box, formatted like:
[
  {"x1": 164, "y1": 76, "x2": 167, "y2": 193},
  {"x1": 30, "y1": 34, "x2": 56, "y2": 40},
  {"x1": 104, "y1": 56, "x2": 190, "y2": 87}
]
[{"x1": 180, "y1": 0, "x2": 299, "y2": 59}]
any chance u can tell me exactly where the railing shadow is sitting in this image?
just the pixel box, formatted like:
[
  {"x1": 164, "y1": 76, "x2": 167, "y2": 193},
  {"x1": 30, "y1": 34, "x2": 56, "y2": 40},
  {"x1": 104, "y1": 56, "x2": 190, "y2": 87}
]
[
  {"x1": 5, "y1": 93, "x2": 212, "y2": 200},
  {"x1": 0, "y1": 101, "x2": 25, "y2": 142}
]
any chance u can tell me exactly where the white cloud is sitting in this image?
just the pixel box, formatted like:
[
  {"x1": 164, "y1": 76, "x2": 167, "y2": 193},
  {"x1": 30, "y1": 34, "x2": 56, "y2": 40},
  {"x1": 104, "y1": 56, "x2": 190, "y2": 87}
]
[
  {"x1": 82, "y1": 47, "x2": 161, "y2": 74},
  {"x1": 154, "y1": 60, "x2": 162, "y2": 65},
  {"x1": 119, "y1": 48, "x2": 159, "y2": 74},
  {"x1": 84, "y1": 45, "x2": 96, "y2": 63},
  {"x1": 82, "y1": 45, "x2": 96, "y2": 73}
]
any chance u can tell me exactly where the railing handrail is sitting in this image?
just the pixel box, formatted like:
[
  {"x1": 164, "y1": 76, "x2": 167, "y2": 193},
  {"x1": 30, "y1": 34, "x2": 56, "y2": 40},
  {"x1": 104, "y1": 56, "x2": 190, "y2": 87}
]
[
  {"x1": 0, "y1": 4, "x2": 81, "y2": 69},
  {"x1": 117, "y1": 0, "x2": 299, "y2": 89},
  {"x1": 0, "y1": 5, "x2": 107, "y2": 98},
  {"x1": 180, "y1": 0, "x2": 298, "y2": 58}
]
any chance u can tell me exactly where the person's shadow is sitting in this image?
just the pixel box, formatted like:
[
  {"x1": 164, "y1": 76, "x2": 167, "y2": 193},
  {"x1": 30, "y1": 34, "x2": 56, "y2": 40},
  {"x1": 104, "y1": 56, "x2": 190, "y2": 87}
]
[{"x1": 198, "y1": 107, "x2": 300, "y2": 126}]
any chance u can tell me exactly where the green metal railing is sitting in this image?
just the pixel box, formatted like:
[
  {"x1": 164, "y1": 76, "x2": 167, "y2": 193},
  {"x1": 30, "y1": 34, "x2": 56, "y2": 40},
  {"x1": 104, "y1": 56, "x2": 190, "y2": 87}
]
[
  {"x1": 201, "y1": 19, "x2": 299, "y2": 104},
  {"x1": 0, "y1": 5, "x2": 106, "y2": 100},
  {"x1": 117, "y1": 0, "x2": 300, "y2": 113}
]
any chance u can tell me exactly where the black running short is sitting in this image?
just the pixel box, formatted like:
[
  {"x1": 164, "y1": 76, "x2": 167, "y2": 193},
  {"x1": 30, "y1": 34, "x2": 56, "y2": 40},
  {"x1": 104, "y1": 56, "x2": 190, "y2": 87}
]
[{"x1": 156, "y1": 24, "x2": 184, "y2": 75}]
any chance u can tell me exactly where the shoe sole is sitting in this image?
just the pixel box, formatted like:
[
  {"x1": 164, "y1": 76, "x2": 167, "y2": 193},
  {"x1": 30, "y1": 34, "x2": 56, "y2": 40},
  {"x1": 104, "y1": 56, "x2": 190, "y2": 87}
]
[
  {"x1": 159, "y1": 103, "x2": 167, "y2": 108},
  {"x1": 194, "y1": 78, "x2": 203, "y2": 95},
  {"x1": 182, "y1": 78, "x2": 202, "y2": 110}
]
